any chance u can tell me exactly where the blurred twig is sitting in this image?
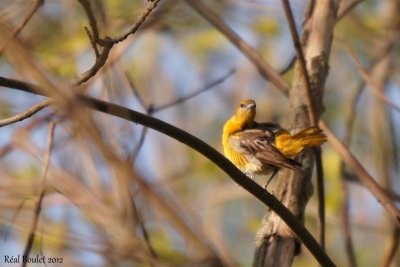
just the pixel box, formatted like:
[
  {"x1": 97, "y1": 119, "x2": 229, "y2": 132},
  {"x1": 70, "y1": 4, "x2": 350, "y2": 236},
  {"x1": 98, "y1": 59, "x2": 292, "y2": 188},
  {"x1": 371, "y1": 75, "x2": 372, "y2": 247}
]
[
  {"x1": 0, "y1": 99, "x2": 51, "y2": 127},
  {"x1": 152, "y1": 69, "x2": 235, "y2": 113},
  {"x1": 337, "y1": 0, "x2": 365, "y2": 21},
  {"x1": 22, "y1": 121, "x2": 56, "y2": 267},
  {"x1": 0, "y1": 0, "x2": 44, "y2": 54},
  {"x1": 380, "y1": 227, "x2": 400, "y2": 267},
  {"x1": 75, "y1": 0, "x2": 162, "y2": 85},
  {"x1": 319, "y1": 120, "x2": 400, "y2": 224},
  {"x1": 110, "y1": 0, "x2": 161, "y2": 44},
  {"x1": 130, "y1": 197, "x2": 158, "y2": 259},
  {"x1": 340, "y1": 81, "x2": 364, "y2": 267},
  {"x1": 184, "y1": 0, "x2": 289, "y2": 95},
  {"x1": 344, "y1": 43, "x2": 400, "y2": 113}
]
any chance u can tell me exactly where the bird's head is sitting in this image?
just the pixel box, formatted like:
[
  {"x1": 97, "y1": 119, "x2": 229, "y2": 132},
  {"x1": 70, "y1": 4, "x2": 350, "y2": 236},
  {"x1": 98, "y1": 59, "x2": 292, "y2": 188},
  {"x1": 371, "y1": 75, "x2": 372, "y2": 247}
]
[{"x1": 234, "y1": 99, "x2": 256, "y2": 127}]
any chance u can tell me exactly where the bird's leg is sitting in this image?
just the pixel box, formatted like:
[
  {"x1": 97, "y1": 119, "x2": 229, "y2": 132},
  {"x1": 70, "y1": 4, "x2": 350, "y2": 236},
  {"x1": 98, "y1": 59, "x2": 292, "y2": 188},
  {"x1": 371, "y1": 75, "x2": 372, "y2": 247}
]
[{"x1": 264, "y1": 167, "x2": 279, "y2": 189}]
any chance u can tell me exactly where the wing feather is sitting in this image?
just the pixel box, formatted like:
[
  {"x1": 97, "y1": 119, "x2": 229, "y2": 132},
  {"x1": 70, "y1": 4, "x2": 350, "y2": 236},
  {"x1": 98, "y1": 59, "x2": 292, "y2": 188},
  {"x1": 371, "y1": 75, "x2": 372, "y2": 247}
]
[{"x1": 235, "y1": 129, "x2": 301, "y2": 170}]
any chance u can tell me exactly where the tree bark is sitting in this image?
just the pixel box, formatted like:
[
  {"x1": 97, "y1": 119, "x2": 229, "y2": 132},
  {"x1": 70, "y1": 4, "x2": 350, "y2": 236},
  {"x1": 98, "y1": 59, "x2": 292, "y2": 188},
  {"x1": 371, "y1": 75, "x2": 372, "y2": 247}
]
[{"x1": 254, "y1": 1, "x2": 338, "y2": 266}]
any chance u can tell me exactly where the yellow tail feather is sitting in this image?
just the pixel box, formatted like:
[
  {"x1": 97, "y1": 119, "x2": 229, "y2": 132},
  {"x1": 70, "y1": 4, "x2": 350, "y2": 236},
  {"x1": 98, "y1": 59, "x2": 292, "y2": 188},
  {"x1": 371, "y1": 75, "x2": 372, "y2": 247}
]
[{"x1": 275, "y1": 127, "x2": 327, "y2": 158}]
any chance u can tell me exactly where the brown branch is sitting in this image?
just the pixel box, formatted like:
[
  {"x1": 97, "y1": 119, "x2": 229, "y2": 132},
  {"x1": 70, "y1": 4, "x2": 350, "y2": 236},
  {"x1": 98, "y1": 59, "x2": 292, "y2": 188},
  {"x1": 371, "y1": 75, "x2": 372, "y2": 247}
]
[
  {"x1": 0, "y1": 76, "x2": 335, "y2": 267},
  {"x1": 75, "y1": 0, "x2": 162, "y2": 85},
  {"x1": 0, "y1": 0, "x2": 44, "y2": 54},
  {"x1": 280, "y1": 0, "x2": 367, "y2": 78},
  {"x1": 380, "y1": 227, "x2": 400, "y2": 267},
  {"x1": 319, "y1": 120, "x2": 400, "y2": 224},
  {"x1": 184, "y1": 0, "x2": 289, "y2": 95},
  {"x1": 78, "y1": 0, "x2": 101, "y2": 42},
  {"x1": 337, "y1": 0, "x2": 366, "y2": 21},
  {"x1": 22, "y1": 121, "x2": 56, "y2": 267},
  {"x1": 281, "y1": 0, "x2": 316, "y2": 125},
  {"x1": 281, "y1": 0, "x2": 327, "y2": 251},
  {"x1": 0, "y1": 99, "x2": 51, "y2": 127},
  {"x1": 340, "y1": 81, "x2": 364, "y2": 267},
  {"x1": 344, "y1": 43, "x2": 400, "y2": 113},
  {"x1": 152, "y1": 69, "x2": 235, "y2": 113},
  {"x1": 84, "y1": 26, "x2": 100, "y2": 58},
  {"x1": 130, "y1": 197, "x2": 158, "y2": 259},
  {"x1": 74, "y1": 40, "x2": 113, "y2": 85},
  {"x1": 110, "y1": 0, "x2": 162, "y2": 44}
]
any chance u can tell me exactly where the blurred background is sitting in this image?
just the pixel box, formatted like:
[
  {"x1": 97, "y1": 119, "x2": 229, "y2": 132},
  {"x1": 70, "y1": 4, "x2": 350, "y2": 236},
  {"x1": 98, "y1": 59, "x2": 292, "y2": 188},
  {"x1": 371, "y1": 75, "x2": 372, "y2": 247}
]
[{"x1": 0, "y1": 0, "x2": 399, "y2": 266}]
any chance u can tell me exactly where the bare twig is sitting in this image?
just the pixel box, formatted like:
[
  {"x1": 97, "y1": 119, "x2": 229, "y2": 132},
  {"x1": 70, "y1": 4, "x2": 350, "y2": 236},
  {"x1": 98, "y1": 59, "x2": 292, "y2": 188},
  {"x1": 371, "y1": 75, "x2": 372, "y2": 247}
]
[
  {"x1": 184, "y1": 0, "x2": 289, "y2": 95},
  {"x1": 130, "y1": 197, "x2": 158, "y2": 259},
  {"x1": 22, "y1": 121, "x2": 56, "y2": 267},
  {"x1": 0, "y1": 99, "x2": 51, "y2": 127},
  {"x1": 340, "y1": 81, "x2": 364, "y2": 267},
  {"x1": 75, "y1": 0, "x2": 162, "y2": 85},
  {"x1": 84, "y1": 26, "x2": 100, "y2": 58},
  {"x1": 345, "y1": 44, "x2": 400, "y2": 113},
  {"x1": 319, "y1": 120, "x2": 400, "y2": 224},
  {"x1": 337, "y1": 0, "x2": 366, "y2": 21},
  {"x1": 125, "y1": 72, "x2": 148, "y2": 111},
  {"x1": 74, "y1": 40, "x2": 113, "y2": 85},
  {"x1": 110, "y1": 0, "x2": 162, "y2": 44},
  {"x1": 152, "y1": 69, "x2": 235, "y2": 112},
  {"x1": 279, "y1": 55, "x2": 296, "y2": 75},
  {"x1": 281, "y1": 0, "x2": 316, "y2": 125},
  {"x1": 78, "y1": 0, "x2": 101, "y2": 42},
  {"x1": 0, "y1": 0, "x2": 44, "y2": 54},
  {"x1": 380, "y1": 227, "x2": 399, "y2": 267}
]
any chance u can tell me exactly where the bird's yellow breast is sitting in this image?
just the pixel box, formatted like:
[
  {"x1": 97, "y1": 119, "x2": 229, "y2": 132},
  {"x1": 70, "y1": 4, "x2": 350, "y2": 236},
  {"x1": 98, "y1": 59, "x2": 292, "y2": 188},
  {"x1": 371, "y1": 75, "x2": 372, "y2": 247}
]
[
  {"x1": 223, "y1": 141, "x2": 263, "y2": 174},
  {"x1": 223, "y1": 145, "x2": 247, "y2": 171}
]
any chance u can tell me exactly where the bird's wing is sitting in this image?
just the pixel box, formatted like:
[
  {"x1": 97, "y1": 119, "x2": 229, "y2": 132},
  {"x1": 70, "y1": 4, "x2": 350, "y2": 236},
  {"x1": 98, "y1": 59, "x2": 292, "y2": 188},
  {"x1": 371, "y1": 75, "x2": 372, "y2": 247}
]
[{"x1": 231, "y1": 129, "x2": 301, "y2": 170}]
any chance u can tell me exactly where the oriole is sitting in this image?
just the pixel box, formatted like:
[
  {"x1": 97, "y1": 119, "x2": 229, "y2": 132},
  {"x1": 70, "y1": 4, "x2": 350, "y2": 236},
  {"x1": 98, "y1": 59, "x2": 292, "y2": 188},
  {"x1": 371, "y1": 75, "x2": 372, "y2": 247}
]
[{"x1": 222, "y1": 99, "x2": 327, "y2": 187}]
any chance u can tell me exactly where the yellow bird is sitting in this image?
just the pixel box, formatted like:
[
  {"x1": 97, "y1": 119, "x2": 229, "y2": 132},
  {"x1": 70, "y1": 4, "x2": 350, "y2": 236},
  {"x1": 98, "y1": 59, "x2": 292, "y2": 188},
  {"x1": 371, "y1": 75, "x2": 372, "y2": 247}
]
[{"x1": 222, "y1": 99, "x2": 327, "y2": 187}]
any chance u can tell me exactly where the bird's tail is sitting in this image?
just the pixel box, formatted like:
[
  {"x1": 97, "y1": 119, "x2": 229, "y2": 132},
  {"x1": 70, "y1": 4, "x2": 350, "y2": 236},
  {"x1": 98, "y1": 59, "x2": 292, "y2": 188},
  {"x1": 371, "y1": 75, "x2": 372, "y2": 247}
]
[{"x1": 275, "y1": 126, "x2": 327, "y2": 158}]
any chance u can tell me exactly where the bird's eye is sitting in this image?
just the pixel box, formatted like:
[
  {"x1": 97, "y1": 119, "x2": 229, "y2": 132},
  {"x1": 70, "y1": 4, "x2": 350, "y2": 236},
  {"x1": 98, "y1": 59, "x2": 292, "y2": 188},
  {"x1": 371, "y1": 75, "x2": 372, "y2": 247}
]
[{"x1": 240, "y1": 103, "x2": 245, "y2": 108}]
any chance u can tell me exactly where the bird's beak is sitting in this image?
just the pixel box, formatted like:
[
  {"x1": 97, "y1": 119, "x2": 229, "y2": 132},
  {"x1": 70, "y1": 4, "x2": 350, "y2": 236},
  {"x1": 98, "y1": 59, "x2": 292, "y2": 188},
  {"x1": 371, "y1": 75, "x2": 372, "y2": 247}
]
[{"x1": 245, "y1": 103, "x2": 255, "y2": 110}]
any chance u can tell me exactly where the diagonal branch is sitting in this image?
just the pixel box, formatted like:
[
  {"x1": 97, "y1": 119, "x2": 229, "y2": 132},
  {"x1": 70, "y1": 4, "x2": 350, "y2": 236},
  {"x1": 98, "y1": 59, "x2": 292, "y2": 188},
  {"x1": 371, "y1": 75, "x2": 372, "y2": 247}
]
[
  {"x1": 184, "y1": 0, "x2": 289, "y2": 95},
  {"x1": 345, "y1": 43, "x2": 400, "y2": 113},
  {"x1": 319, "y1": 120, "x2": 400, "y2": 224},
  {"x1": 0, "y1": 0, "x2": 44, "y2": 54}
]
